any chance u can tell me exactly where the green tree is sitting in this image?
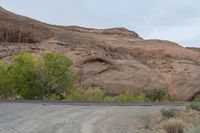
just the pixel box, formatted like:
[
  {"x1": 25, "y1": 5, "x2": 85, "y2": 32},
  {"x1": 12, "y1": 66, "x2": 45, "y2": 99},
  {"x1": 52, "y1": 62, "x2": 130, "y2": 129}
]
[
  {"x1": 7, "y1": 52, "x2": 42, "y2": 99},
  {"x1": 41, "y1": 52, "x2": 77, "y2": 98},
  {"x1": 0, "y1": 52, "x2": 76, "y2": 100},
  {"x1": 0, "y1": 62, "x2": 8, "y2": 99}
]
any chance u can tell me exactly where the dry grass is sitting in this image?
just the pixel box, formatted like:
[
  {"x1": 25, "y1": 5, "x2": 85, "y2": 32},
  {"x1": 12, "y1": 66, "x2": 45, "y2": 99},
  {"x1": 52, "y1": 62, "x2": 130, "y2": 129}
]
[{"x1": 163, "y1": 118, "x2": 185, "y2": 133}]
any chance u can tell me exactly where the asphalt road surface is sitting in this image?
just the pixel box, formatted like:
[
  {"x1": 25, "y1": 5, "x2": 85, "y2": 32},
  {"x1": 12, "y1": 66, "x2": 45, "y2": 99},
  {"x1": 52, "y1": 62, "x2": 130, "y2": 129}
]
[{"x1": 0, "y1": 102, "x2": 183, "y2": 133}]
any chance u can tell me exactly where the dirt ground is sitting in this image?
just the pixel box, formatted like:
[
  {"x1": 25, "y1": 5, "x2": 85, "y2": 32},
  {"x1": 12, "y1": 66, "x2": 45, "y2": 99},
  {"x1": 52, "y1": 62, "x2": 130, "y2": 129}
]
[{"x1": 0, "y1": 103, "x2": 191, "y2": 133}]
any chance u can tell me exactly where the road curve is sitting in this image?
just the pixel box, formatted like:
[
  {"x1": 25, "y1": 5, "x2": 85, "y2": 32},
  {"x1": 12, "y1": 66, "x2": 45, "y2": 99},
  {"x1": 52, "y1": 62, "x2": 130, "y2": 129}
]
[{"x1": 0, "y1": 102, "x2": 183, "y2": 133}]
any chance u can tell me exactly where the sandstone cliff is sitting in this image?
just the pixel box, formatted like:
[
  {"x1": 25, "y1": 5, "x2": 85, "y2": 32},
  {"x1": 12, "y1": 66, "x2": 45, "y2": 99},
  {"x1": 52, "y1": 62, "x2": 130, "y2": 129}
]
[{"x1": 1, "y1": 7, "x2": 200, "y2": 100}]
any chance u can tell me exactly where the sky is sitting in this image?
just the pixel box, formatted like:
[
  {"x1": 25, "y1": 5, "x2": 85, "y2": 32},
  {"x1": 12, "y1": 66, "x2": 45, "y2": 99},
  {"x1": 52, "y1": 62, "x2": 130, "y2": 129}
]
[{"x1": 0, "y1": 0, "x2": 200, "y2": 47}]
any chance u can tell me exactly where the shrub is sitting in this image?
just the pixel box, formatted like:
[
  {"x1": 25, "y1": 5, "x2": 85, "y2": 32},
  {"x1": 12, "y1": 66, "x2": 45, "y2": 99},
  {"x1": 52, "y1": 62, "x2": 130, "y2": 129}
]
[
  {"x1": 163, "y1": 118, "x2": 185, "y2": 133},
  {"x1": 103, "y1": 89, "x2": 172, "y2": 102},
  {"x1": 146, "y1": 89, "x2": 171, "y2": 102},
  {"x1": 185, "y1": 125, "x2": 200, "y2": 133},
  {"x1": 104, "y1": 91, "x2": 147, "y2": 102},
  {"x1": 103, "y1": 96, "x2": 116, "y2": 102},
  {"x1": 40, "y1": 52, "x2": 77, "y2": 98},
  {"x1": 2, "y1": 52, "x2": 76, "y2": 100},
  {"x1": 194, "y1": 96, "x2": 200, "y2": 102},
  {"x1": 66, "y1": 88, "x2": 105, "y2": 102},
  {"x1": 92, "y1": 89, "x2": 106, "y2": 102},
  {"x1": 161, "y1": 96, "x2": 174, "y2": 102},
  {"x1": 189, "y1": 102, "x2": 200, "y2": 111},
  {"x1": 161, "y1": 108, "x2": 180, "y2": 118},
  {"x1": 66, "y1": 89, "x2": 148, "y2": 102},
  {"x1": 7, "y1": 52, "x2": 41, "y2": 99},
  {"x1": 48, "y1": 94, "x2": 63, "y2": 100},
  {"x1": 0, "y1": 62, "x2": 8, "y2": 99},
  {"x1": 66, "y1": 88, "x2": 87, "y2": 102}
]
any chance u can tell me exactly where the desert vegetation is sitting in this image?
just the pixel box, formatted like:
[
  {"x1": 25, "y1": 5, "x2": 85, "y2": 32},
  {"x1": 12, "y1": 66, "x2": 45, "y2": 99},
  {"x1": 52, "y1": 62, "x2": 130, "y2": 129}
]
[
  {"x1": 0, "y1": 51, "x2": 173, "y2": 102},
  {"x1": 0, "y1": 52, "x2": 76, "y2": 100},
  {"x1": 161, "y1": 108, "x2": 180, "y2": 118},
  {"x1": 162, "y1": 103, "x2": 200, "y2": 133},
  {"x1": 136, "y1": 103, "x2": 200, "y2": 133},
  {"x1": 163, "y1": 118, "x2": 185, "y2": 133},
  {"x1": 66, "y1": 88, "x2": 172, "y2": 102}
]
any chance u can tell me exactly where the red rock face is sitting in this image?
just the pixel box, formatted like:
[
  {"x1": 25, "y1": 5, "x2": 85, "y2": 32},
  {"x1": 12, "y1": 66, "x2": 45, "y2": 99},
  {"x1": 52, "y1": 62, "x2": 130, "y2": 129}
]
[
  {"x1": 1, "y1": 7, "x2": 200, "y2": 100},
  {"x1": 0, "y1": 7, "x2": 53, "y2": 43}
]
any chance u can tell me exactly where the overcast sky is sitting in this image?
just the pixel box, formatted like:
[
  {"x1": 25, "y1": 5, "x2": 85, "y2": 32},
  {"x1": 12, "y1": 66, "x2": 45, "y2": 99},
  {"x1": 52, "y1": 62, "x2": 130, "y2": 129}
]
[{"x1": 0, "y1": 0, "x2": 200, "y2": 47}]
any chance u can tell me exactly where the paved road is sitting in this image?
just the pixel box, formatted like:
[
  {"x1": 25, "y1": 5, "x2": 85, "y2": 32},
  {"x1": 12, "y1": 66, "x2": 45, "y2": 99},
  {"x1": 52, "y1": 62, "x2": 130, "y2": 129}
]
[
  {"x1": 0, "y1": 100, "x2": 184, "y2": 106},
  {"x1": 0, "y1": 102, "x2": 183, "y2": 133}
]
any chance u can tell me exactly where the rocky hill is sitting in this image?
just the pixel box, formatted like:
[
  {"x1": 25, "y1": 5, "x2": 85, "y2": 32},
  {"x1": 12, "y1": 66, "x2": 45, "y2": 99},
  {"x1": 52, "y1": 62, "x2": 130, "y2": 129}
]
[
  {"x1": 0, "y1": 7, "x2": 53, "y2": 43},
  {"x1": 1, "y1": 7, "x2": 200, "y2": 100}
]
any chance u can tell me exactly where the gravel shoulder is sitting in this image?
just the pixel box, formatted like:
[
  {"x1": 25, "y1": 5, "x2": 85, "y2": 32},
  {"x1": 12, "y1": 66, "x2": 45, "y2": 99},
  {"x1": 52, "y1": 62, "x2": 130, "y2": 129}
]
[{"x1": 0, "y1": 103, "x2": 182, "y2": 133}]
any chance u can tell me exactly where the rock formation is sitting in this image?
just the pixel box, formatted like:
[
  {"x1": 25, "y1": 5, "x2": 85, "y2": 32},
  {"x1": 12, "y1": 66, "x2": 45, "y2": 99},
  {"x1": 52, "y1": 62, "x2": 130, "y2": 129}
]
[{"x1": 1, "y1": 7, "x2": 200, "y2": 100}]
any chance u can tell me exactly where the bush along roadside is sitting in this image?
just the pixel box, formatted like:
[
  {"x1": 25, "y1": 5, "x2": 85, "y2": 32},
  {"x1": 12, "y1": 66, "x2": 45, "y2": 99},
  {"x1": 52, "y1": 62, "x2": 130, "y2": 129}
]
[
  {"x1": 65, "y1": 88, "x2": 172, "y2": 102},
  {"x1": 188, "y1": 102, "x2": 200, "y2": 112},
  {"x1": 0, "y1": 51, "x2": 173, "y2": 102},
  {"x1": 0, "y1": 52, "x2": 77, "y2": 100}
]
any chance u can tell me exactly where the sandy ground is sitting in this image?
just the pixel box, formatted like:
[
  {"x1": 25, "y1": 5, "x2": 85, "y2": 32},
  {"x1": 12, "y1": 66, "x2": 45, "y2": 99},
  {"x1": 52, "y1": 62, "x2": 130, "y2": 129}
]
[{"x1": 0, "y1": 103, "x2": 180, "y2": 133}]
